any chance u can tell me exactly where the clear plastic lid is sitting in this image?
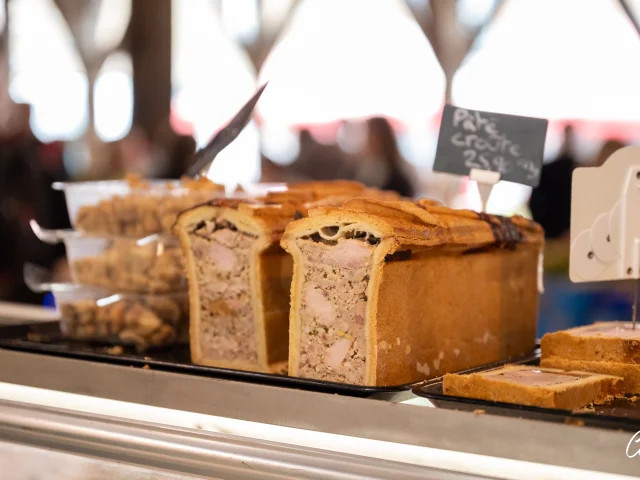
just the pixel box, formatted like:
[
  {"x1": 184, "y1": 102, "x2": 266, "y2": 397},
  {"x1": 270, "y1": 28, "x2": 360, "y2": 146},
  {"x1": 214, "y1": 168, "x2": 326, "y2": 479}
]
[
  {"x1": 24, "y1": 263, "x2": 188, "y2": 350},
  {"x1": 53, "y1": 179, "x2": 286, "y2": 233},
  {"x1": 31, "y1": 221, "x2": 186, "y2": 294}
]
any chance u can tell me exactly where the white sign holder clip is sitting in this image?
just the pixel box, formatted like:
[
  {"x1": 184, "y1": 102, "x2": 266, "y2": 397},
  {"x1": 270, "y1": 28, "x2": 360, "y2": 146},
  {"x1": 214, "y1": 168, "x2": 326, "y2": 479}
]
[
  {"x1": 469, "y1": 168, "x2": 501, "y2": 212},
  {"x1": 570, "y1": 146, "x2": 640, "y2": 328}
]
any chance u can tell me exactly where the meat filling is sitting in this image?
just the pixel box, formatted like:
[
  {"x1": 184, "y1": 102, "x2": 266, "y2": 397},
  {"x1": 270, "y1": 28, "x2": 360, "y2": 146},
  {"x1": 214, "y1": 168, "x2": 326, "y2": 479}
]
[
  {"x1": 297, "y1": 234, "x2": 376, "y2": 384},
  {"x1": 189, "y1": 219, "x2": 258, "y2": 363}
]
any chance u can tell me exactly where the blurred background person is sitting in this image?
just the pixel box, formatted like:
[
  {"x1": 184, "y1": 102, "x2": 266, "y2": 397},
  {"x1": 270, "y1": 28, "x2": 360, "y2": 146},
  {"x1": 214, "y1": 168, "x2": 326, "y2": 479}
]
[
  {"x1": 0, "y1": 103, "x2": 70, "y2": 304},
  {"x1": 287, "y1": 129, "x2": 352, "y2": 181},
  {"x1": 592, "y1": 138, "x2": 626, "y2": 168},
  {"x1": 528, "y1": 124, "x2": 576, "y2": 240},
  {"x1": 352, "y1": 117, "x2": 414, "y2": 197},
  {"x1": 153, "y1": 118, "x2": 197, "y2": 179},
  {"x1": 164, "y1": 133, "x2": 197, "y2": 179}
]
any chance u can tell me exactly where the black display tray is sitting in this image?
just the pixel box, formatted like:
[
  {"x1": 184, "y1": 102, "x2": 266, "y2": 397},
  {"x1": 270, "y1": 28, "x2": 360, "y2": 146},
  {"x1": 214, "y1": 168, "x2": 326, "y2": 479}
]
[
  {"x1": 412, "y1": 352, "x2": 640, "y2": 432},
  {"x1": 0, "y1": 321, "x2": 422, "y2": 397}
]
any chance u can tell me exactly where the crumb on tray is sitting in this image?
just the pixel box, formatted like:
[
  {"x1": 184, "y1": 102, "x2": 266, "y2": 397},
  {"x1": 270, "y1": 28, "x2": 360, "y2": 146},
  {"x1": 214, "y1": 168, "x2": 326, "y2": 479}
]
[
  {"x1": 564, "y1": 418, "x2": 585, "y2": 427},
  {"x1": 180, "y1": 175, "x2": 225, "y2": 191},
  {"x1": 142, "y1": 364, "x2": 151, "y2": 370},
  {"x1": 105, "y1": 345, "x2": 124, "y2": 355},
  {"x1": 573, "y1": 404, "x2": 596, "y2": 414},
  {"x1": 126, "y1": 173, "x2": 150, "y2": 189},
  {"x1": 473, "y1": 409, "x2": 486, "y2": 416}
]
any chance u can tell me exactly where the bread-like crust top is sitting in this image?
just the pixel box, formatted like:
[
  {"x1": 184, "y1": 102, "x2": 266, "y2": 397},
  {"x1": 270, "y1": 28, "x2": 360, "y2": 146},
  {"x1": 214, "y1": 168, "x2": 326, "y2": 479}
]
[
  {"x1": 174, "y1": 198, "x2": 297, "y2": 244},
  {"x1": 174, "y1": 182, "x2": 402, "y2": 243},
  {"x1": 281, "y1": 197, "x2": 543, "y2": 254},
  {"x1": 543, "y1": 322, "x2": 640, "y2": 340},
  {"x1": 541, "y1": 321, "x2": 640, "y2": 364}
]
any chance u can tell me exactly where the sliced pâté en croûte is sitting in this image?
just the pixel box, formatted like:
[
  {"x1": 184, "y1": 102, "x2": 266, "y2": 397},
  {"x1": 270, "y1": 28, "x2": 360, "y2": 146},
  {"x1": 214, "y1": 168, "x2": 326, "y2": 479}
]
[
  {"x1": 174, "y1": 181, "x2": 399, "y2": 373},
  {"x1": 443, "y1": 365, "x2": 623, "y2": 409},
  {"x1": 541, "y1": 322, "x2": 640, "y2": 394}
]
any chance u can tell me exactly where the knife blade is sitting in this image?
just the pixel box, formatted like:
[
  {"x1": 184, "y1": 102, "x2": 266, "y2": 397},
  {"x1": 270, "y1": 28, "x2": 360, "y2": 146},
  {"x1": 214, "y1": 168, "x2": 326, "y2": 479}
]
[
  {"x1": 620, "y1": 0, "x2": 640, "y2": 38},
  {"x1": 187, "y1": 82, "x2": 268, "y2": 178}
]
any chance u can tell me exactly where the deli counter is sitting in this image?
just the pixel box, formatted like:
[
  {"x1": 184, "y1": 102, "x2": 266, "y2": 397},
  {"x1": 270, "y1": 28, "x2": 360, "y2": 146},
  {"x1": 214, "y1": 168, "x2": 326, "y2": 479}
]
[{"x1": 0, "y1": 303, "x2": 637, "y2": 480}]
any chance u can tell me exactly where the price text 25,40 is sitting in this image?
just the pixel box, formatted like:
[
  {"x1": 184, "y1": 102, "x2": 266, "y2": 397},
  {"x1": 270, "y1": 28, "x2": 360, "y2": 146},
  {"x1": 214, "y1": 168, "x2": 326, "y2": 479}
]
[
  {"x1": 462, "y1": 149, "x2": 511, "y2": 173},
  {"x1": 461, "y1": 149, "x2": 540, "y2": 180}
]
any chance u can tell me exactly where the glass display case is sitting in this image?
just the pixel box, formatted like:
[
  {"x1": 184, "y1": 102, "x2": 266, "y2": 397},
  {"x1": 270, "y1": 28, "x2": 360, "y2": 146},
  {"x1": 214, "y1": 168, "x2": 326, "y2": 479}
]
[{"x1": 0, "y1": 303, "x2": 636, "y2": 480}]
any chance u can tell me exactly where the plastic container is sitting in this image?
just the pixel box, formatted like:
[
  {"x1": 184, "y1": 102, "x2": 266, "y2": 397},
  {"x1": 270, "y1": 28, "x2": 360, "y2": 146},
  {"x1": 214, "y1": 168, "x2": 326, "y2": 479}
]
[
  {"x1": 31, "y1": 221, "x2": 186, "y2": 294},
  {"x1": 52, "y1": 179, "x2": 225, "y2": 236},
  {"x1": 53, "y1": 180, "x2": 287, "y2": 236},
  {"x1": 57, "y1": 286, "x2": 188, "y2": 350},
  {"x1": 25, "y1": 271, "x2": 189, "y2": 351}
]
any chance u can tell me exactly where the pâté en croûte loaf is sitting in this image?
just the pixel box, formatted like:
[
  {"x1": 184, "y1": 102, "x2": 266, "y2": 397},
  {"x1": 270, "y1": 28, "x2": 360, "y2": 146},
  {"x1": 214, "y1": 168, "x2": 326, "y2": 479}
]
[
  {"x1": 443, "y1": 365, "x2": 623, "y2": 410},
  {"x1": 174, "y1": 181, "x2": 399, "y2": 373},
  {"x1": 281, "y1": 198, "x2": 544, "y2": 386}
]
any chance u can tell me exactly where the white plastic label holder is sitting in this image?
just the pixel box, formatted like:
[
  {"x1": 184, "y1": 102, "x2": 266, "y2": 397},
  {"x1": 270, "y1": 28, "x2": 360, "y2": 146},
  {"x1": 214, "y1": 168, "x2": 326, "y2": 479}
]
[{"x1": 469, "y1": 168, "x2": 501, "y2": 213}]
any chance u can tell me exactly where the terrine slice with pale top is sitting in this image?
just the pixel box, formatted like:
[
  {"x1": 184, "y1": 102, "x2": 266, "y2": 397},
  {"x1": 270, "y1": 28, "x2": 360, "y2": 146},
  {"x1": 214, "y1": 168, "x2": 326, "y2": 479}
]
[
  {"x1": 281, "y1": 198, "x2": 544, "y2": 386},
  {"x1": 443, "y1": 365, "x2": 623, "y2": 409}
]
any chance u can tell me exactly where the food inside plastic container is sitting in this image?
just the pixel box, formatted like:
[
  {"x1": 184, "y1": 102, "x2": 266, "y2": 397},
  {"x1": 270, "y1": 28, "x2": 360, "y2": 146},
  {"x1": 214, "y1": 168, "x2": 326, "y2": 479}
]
[
  {"x1": 53, "y1": 174, "x2": 287, "y2": 237},
  {"x1": 31, "y1": 221, "x2": 186, "y2": 294},
  {"x1": 53, "y1": 175, "x2": 225, "y2": 236},
  {"x1": 24, "y1": 264, "x2": 189, "y2": 351},
  {"x1": 58, "y1": 290, "x2": 188, "y2": 350},
  {"x1": 71, "y1": 239, "x2": 185, "y2": 294}
]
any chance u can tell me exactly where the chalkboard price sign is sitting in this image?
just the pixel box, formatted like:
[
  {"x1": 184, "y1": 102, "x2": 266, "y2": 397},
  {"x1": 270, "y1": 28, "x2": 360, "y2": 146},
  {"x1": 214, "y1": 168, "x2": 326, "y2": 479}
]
[{"x1": 433, "y1": 105, "x2": 548, "y2": 187}]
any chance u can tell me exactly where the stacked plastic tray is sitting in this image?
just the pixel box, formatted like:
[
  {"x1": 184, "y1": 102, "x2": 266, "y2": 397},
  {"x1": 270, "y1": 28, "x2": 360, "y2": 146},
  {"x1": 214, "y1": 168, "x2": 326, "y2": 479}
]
[{"x1": 27, "y1": 179, "x2": 237, "y2": 351}]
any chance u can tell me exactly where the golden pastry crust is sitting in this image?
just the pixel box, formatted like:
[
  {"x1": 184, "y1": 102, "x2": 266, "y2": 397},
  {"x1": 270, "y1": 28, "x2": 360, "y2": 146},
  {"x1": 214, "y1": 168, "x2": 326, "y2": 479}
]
[
  {"x1": 282, "y1": 198, "x2": 544, "y2": 386},
  {"x1": 261, "y1": 181, "x2": 402, "y2": 216},
  {"x1": 179, "y1": 198, "x2": 300, "y2": 238},
  {"x1": 443, "y1": 365, "x2": 623, "y2": 410},
  {"x1": 260, "y1": 180, "x2": 368, "y2": 205},
  {"x1": 291, "y1": 198, "x2": 542, "y2": 251},
  {"x1": 178, "y1": 176, "x2": 226, "y2": 191},
  {"x1": 541, "y1": 322, "x2": 640, "y2": 364}
]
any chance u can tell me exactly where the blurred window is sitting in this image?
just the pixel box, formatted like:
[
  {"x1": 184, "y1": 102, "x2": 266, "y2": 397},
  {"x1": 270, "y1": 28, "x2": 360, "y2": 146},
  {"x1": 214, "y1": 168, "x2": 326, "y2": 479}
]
[
  {"x1": 9, "y1": 0, "x2": 132, "y2": 142},
  {"x1": 95, "y1": 51, "x2": 132, "y2": 142},
  {"x1": 220, "y1": 0, "x2": 259, "y2": 44},
  {"x1": 172, "y1": 0, "x2": 260, "y2": 184},
  {"x1": 256, "y1": 0, "x2": 445, "y2": 169},
  {"x1": 457, "y1": 0, "x2": 500, "y2": 30},
  {"x1": 453, "y1": 0, "x2": 640, "y2": 122},
  {"x1": 257, "y1": 0, "x2": 444, "y2": 125},
  {"x1": 451, "y1": 0, "x2": 640, "y2": 214},
  {"x1": 9, "y1": 0, "x2": 87, "y2": 141}
]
